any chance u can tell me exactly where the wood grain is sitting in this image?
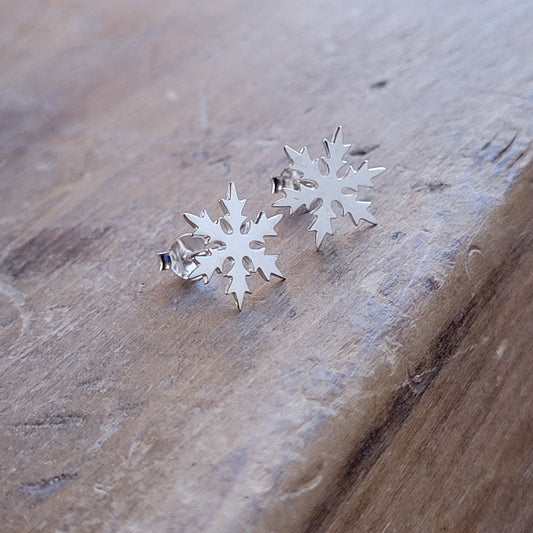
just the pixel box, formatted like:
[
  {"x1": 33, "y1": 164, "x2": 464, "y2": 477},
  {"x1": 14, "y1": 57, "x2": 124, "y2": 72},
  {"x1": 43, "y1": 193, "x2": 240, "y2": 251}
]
[
  {"x1": 0, "y1": 0, "x2": 532, "y2": 531},
  {"x1": 320, "y1": 233, "x2": 533, "y2": 532}
]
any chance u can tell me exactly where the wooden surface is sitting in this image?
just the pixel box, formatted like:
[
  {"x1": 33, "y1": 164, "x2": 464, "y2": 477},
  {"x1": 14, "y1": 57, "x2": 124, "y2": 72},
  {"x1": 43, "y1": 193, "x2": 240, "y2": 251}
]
[{"x1": 1, "y1": 1, "x2": 532, "y2": 531}]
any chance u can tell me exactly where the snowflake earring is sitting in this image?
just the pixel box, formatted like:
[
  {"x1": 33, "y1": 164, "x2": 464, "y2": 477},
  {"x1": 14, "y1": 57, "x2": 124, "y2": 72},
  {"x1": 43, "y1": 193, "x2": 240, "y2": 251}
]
[
  {"x1": 158, "y1": 183, "x2": 284, "y2": 310},
  {"x1": 272, "y1": 126, "x2": 385, "y2": 249}
]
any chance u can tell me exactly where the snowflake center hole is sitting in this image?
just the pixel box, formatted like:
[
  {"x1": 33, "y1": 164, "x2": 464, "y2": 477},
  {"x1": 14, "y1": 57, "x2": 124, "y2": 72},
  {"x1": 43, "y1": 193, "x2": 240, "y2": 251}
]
[
  {"x1": 336, "y1": 163, "x2": 349, "y2": 178},
  {"x1": 240, "y1": 220, "x2": 250, "y2": 235},
  {"x1": 341, "y1": 186, "x2": 357, "y2": 195},
  {"x1": 221, "y1": 256, "x2": 234, "y2": 275},
  {"x1": 242, "y1": 256, "x2": 255, "y2": 273},
  {"x1": 219, "y1": 218, "x2": 233, "y2": 235},
  {"x1": 300, "y1": 179, "x2": 319, "y2": 190}
]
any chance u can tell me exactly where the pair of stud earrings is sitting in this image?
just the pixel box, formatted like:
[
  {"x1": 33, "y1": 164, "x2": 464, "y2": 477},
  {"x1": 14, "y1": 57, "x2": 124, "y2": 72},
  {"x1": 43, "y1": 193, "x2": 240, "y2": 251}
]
[{"x1": 158, "y1": 127, "x2": 385, "y2": 310}]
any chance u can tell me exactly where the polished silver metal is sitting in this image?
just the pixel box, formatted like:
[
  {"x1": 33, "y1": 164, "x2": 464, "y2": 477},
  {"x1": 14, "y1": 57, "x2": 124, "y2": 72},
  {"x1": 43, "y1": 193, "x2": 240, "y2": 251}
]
[
  {"x1": 158, "y1": 234, "x2": 212, "y2": 280},
  {"x1": 272, "y1": 126, "x2": 385, "y2": 248},
  {"x1": 159, "y1": 182, "x2": 284, "y2": 310}
]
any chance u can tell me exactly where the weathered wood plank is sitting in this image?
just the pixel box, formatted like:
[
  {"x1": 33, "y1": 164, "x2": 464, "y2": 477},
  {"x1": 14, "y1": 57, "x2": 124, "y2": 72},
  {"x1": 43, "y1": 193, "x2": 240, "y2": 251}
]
[
  {"x1": 0, "y1": 0, "x2": 532, "y2": 531},
  {"x1": 315, "y1": 213, "x2": 533, "y2": 533}
]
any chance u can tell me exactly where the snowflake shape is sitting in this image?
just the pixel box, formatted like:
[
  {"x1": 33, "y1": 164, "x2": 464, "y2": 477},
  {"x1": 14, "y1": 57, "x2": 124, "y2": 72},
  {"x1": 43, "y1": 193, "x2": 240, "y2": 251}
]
[
  {"x1": 184, "y1": 183, "x2": 284, "y2": 310},
  {"x1": 273, "y1": 126, "x2": 385, "y2": 248}
]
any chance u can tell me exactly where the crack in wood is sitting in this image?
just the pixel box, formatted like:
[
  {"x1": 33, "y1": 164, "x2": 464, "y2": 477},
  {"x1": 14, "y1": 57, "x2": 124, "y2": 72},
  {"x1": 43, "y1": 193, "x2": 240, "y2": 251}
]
[
  {"x1": 494, "y1": 133, "x2": 517, "y2": 161},
  {"x1": 304, "y1": 232, "x2": 529, "y2": 533},
  {"x1": 12, "y1": 412, "x2": 86, "y2": 429}
]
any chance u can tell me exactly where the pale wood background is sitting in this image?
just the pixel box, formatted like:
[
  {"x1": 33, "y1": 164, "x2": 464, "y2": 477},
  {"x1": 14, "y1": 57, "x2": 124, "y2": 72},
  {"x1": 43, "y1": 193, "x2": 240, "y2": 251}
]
[{"x1": 1, "y1": 1, "x2": 532, "y2": 531}]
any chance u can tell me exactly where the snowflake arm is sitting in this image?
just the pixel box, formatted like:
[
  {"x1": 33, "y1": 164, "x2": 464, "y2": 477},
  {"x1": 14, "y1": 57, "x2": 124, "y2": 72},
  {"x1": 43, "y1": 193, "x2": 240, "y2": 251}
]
[
  {"x1": 284, "y1": 145, "x2": 319, "y2": 180},
  {"x1": 247, "y1": 247, "x2": 283, "y2": 280},
  {"x1": 245, "y1": 212, "x2": 282, "y2": 244},
  {"x1": 343, "y1": 161, "x2": 385, "y2": 191},
  {"x1": 323, "y1": 126, "x2": 351, "y2": 174},
  {"x1": 308, "y1": 198, "x2": 337, "y2": 248},
  {"x1": 190, "y1": 248, "x2": 226, "y2": 283},
  {"x1": 183, "y1": 210, "x2": 226, "y2": 245},
  {"x1": 219, "y1": 182, "x2": 247, "y2": 232},
  {"x1": 225, "y1": 259, "x2": 251, "y2": 310},
  {"x1": 272, "y1": 185, "x2": 316, "y2": 214},
  {"x1": 342, "y1": 198, "x2": 376, "y2": 226}
]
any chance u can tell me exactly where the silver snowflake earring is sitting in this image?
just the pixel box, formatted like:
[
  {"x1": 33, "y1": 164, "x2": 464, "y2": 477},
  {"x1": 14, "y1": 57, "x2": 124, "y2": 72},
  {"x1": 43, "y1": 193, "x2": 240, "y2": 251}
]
[
  {"x1": 272, "y1": 126, "x2": 385, "y2": 248},
  {"x1": 158, "y1": 183, "x2": 284, "y2": 310}
]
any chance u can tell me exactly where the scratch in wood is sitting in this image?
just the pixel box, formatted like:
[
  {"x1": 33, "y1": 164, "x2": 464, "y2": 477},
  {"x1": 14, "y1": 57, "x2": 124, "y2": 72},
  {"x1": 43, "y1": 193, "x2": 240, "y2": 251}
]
[
  {"x1": 492, "y1": 133, "x2": 517, "y2": 162},
  {"x1": 427, "y1": 181, "x2": 450, "y2": 192},
  {"x1": 465, "y1": 244, "x2": 484, "y2": 279},
  {"x1": 369, "y1": 80, "x2": 388, "y2": 89},
  {"x1": 405, "y1": 366, "x2": 438, "y2": 395},
  {"x1": 77, "y1": 375, "x2": 102, "y2": 387},
  {"x1": 349, "y1": 144, "x2": 380, "y2": 157},
  {"x1": 19, "y1": 473, "x2": 78, "y2": 502},
  {"x1": 93, "y1": 483, "x2": 110, "y2": 496},
  {"x1": 391, "y1": 231, "x2": 406, "y2": 241},
  {"x1": 506, "y1": 149, "x2": 526, "y2": 171},
  {"x1": 480, "y1": 133, "x2": 497, "y2": 151},
  {"x1": 495, "y1": 339, "x2": 508, "y2": 359},
  {"x1": 208, "y1": 155, "x2": 231, "y2": 166},
  {"x1": 280, "y1": 473, "x2": 324, "y2": 500},
  {"x1": 381, "y1": 521, "x2": 392, "y2": 533},
  {"x1": 411, "y1": 180, "x2": 450, "y2": 193},
  {"x1": 12, "y1": 412, "x2": 86, "y2": 429}
]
